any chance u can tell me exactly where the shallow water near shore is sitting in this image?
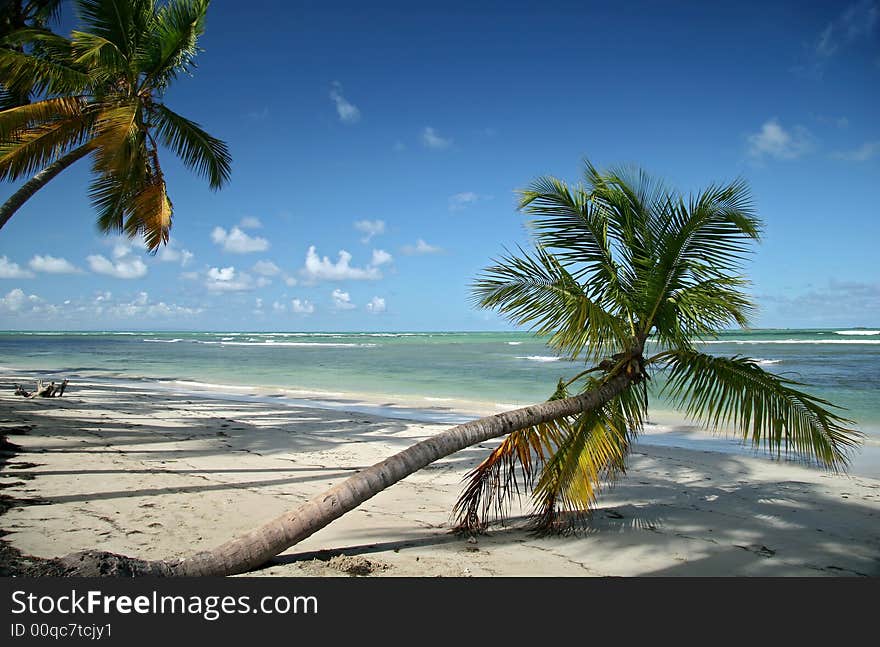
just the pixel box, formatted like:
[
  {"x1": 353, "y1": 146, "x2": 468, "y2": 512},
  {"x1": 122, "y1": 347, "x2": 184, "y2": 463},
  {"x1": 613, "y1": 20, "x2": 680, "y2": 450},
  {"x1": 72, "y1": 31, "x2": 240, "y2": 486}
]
[{"x1": 1, "y1": 328, "x2": 878, "y2": 476}]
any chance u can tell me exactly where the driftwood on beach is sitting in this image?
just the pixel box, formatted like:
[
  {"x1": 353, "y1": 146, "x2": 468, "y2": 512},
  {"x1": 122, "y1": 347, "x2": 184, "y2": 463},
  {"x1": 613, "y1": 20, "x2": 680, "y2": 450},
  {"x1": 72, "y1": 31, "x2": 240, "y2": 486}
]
[{"x1": 13, "y1": 379, "x2": 68, "y2": 399}]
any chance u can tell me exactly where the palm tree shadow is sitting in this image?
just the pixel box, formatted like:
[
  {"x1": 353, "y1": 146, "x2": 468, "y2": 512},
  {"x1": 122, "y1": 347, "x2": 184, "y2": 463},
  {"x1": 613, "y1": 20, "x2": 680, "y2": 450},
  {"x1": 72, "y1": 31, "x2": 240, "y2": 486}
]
[
  {"x1": 268, "y1": 450, "x2": 880, "y2": 577},
  {"x1": 268, "y1": 506, "x2": 667, "y2": 568}
]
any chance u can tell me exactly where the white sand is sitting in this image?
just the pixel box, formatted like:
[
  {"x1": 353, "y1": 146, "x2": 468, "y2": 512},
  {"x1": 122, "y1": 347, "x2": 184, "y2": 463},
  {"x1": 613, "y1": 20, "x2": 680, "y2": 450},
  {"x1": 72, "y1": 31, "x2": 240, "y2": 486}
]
[{"x1": 1, "y1": 377, "x2": 878, "y2": 577}]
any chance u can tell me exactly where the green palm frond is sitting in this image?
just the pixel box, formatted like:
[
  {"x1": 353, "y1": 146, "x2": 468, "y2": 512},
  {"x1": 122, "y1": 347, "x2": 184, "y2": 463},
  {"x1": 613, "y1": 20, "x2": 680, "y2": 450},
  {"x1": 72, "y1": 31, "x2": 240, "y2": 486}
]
[
  {"x1": 70, "y1": 30, "x2": 128, "y2": 79},
  {"x1": 0, "y1": 46, "x2": 90, "y2": 96},
  {"x1": 75, "y1": 0, "x2": 145, "y2": 61},
  {"x1": 88, "y1": 102, "x2": 141, "y2": 174},
  {"x1": 658, "y1": 349, "x2": 861, "y2": 470},
  {"x1": 0, "y1": 96, "x2": 88, "y2": 141},
  {"x1": 139, "y1": 0, "x2": 208, "y2": 89},
  {"x1": 454, "y1": 379, "x2": 647, "y2": 533},
  {"x1": 151, "y1": 103, "x2": 230, "y2": 188},
  {"x1": 31, "y1": 0, "x2": 65, "y2": 25},
  {"x1": 0, "y1": 112, "x2": 92, "y2": 180},
  {"x1": 531, "y1": 382, "x2": 646, "y2": 529},
  {"x1": 90, "y1": 154, "x2": 171, "y2": 251},
  {"x1": 127, "y1": 176, "x2": 172, "y2": 251},
  {"x1": 0, "y1": 86, "x2": 20, "y2": 111},
  {"x1": 89, "y1": 123, "x2": 151, "y2": 234},
  {"x1": 641, "y1": 180, "x2": 760, "y2": 335},
  {"x1": 1, "y1": 27, "x2": 73, "y2": 52},
  {"x1": 651, "y1": 275, "x2": 754, "y2": 350},
  {"x1": 519, "y1": 175, "x2": 631, "y2": 300},
  {"x1": 673, "y1": 180, "x2": 761, "y2": 271},
  {"x1": 0, "y1": 28, "x2": 78, "y2": 105},
  {"x1": 89, "y1": 167, "x2": 139, "y2": 233},
  {"x1": 583, "y1": 161, "x2": 662, "y2": 265},
  {"x1": 473, "y1": 245, "x2": 629, "y2": 362}
]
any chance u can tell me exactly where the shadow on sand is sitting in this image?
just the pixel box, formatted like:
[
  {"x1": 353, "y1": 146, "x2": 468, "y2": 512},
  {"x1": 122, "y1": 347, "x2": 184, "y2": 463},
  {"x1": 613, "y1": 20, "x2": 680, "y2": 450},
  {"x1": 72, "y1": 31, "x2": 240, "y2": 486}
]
[{"x1": 1, "y1": 379, "x2": 878, "y2": 577}]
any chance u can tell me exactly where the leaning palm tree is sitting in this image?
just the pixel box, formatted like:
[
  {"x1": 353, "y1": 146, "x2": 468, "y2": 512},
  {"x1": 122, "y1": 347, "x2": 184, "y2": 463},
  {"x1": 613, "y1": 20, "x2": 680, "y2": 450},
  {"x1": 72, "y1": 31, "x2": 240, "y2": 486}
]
[
  {"x1": 58, "y1": 161, "x2": 860, "y2": 576},
  {"x1": 0, "y1": 0, "x2": 230, "y2": 249}
]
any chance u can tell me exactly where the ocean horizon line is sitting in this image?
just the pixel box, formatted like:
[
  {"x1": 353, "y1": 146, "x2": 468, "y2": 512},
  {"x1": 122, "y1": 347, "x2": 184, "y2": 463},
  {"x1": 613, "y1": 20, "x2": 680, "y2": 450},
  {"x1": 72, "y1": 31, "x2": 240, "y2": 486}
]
[{"x1": 1, "y1": 326, "x2": 879, "y2": 334}]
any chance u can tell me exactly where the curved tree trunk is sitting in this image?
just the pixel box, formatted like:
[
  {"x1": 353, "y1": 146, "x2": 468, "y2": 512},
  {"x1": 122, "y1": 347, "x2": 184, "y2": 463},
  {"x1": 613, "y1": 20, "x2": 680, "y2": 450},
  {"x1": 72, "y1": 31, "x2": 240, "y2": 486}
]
[
  {"x1": 0, "y1": 143, "x2": 92, "y2": 231},
  {"x1": 153, "y1": 372, "x2": 631, "y2": 576}
]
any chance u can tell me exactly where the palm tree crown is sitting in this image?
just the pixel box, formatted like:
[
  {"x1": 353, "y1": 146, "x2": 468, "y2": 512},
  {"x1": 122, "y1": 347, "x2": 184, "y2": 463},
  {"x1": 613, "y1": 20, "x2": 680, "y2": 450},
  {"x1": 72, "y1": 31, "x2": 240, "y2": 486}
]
[
  {"x1": 455, "y1": 161, "x2": 861, "y2": 531},
  {"x1": 0, "y1": 0, "x2": 230, "y2": 249}
]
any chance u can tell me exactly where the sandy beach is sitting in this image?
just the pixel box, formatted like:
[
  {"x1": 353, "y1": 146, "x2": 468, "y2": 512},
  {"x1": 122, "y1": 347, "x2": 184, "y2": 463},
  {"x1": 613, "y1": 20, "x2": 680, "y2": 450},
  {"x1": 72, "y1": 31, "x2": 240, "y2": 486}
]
[{"x1": 1, "y1": 375, "x2": 878, "y2": 577}]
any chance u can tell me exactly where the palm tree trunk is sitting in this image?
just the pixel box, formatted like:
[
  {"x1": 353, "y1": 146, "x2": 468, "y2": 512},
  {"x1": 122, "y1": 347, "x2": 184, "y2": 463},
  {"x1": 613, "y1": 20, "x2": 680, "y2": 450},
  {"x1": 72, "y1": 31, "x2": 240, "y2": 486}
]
[
  {"x1": 0, "y1": 143, "x2": 92, "y2": 231},
  {"x1": 165, "y1": 372, "x2": 633, "y2": 576}
]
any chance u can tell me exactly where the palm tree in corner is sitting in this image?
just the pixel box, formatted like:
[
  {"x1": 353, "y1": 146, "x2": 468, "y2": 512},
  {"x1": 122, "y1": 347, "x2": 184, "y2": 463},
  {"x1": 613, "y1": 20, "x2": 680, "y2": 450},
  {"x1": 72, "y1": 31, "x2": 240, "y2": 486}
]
[
  {"x1": 0, "y1": 0, "x2": 64, "y2": 108},
  {"x1": 60, "y1": 161, "x2": 861, "y2": 577},
  {"x1": 0, "y1": 0, "x2": 230, "y2": 249}
]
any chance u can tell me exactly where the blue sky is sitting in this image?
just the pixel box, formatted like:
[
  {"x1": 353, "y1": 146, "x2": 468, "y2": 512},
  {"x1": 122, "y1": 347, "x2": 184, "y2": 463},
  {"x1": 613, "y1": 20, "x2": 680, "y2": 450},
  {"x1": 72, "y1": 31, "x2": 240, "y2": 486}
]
[{"x1": 0, "y1": 0, "x2": 878, "y2": 331}]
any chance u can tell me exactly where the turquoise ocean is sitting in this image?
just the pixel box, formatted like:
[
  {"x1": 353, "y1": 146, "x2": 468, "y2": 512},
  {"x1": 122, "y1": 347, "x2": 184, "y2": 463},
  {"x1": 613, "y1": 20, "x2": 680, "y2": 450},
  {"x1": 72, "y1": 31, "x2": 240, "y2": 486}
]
[{"x1": 1, "y1": 328, "x2": 878, "y2": 474}]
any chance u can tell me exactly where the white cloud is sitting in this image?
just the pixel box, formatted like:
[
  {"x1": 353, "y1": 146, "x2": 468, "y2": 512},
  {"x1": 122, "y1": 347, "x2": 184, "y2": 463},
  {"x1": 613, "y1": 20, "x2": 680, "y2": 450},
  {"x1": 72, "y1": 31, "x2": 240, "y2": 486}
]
[
  {"x1": 284, "y1": 275, "x2": 298, "y2": 286},
  {"x1": 760, "y1": 279, "x2": 880, "y2": 326},
  {"x1": 0, "y1": 287, "x2": 58, "y2": 317},
  {"x1": 300, "y1": 246, "x2": 382, "y2": 283},
  {"x1": 366, "y1": 296, "x2": 386, "y2": 314},
  {"x1": 246, "y1": 107, "x2": 270, "y2": 121},
  {"x1": 272, "y1": 300, "x2": 286, "y2": 313},
  {"x1": 28, "y1": 254, "x2": 81, "y2": 274},
  {"x1": 831, "y1": 141, "x2": 880, "y2": 161},
  {"x1": 747, "y1": 119, "x2": 814, "y2": 160},
  {"x1": 422, "y1": 126, "x2": 452, "y2": 150},
  {"x1": 1, "y1": 288, "x2": 198, "y2": 321},
  {"x1": 142, "y1": 301, "x2": 201, "y2": 318},
  {"x1": 252, "y1": 260, "x2": 281, "y2": 276},
  {"x1": 401, "y1": 239, "x2": 443, "y2": 255},
  {"x1": 211, "y1": 226, "x2": 269, "y2": 253},
  {"x1": 329, "y1": 81, "x2": 361, "y2": 124},
  {"x1": 816, "y1": 24, "x2": 837, "y2": 58},
  {"x1": 0, "y1": 256, "x2": 35, "y2": 279},
  {"x1": 157, "y1": 244, "x2": 194, "y2": 266},
  {"x1": 208, "y1": 266, "x2": 235, "y2": 282},
  {"x1": 448, "y1": 191, "x2": 481, "y2": 211},
  {"x1": 798, "y1": 1, "x2": 879, "y2": 76},
  {"x1": 87, "y1": 254, "x2": 148, "y2": 279},
  {"x1": 239, "y1": 216, "x2": 262, "y2": 229},
  {"x1": 205, "y1": 266, "x2": 254, "y2": 292},
  {"x1": 331, "y1": 289, "x2": 356, "y2": 310},
  {"x1": 817, "y1": 1, "x2": 879, "y2": 58},
  {"x1": 112, "y1": 241, "x2": 134, "y2": 260},
  {"x1": 354, "y1": 219, "x2": 385, "y2": 243},
  {"x1": 100, "y1": 291, "x2": 201, "y2": 318},
  {"x1": 291, "y1": 298, "x2": 315, "y2": 314},
  {"x1": 0, "y1": 288, "x2": 32, "y2": 311},
  {"x1": 371, "y1": 249, "x2": 393, "y2": 267}
]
